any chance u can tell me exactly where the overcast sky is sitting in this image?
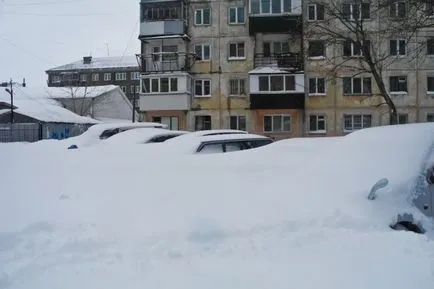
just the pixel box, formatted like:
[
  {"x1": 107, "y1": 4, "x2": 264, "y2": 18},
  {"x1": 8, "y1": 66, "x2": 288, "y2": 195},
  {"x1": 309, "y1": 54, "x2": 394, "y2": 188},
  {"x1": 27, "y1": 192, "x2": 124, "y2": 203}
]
[{"x1": 0, "y1": 0, "x2": 140, "y2": 95}]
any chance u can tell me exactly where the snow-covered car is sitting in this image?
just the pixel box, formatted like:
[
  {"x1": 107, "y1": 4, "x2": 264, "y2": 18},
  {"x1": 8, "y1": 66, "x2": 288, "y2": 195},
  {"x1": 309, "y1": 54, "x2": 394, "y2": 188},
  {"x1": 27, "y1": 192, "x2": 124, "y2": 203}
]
[
  {"x1": 101, "y1": 128, "x2": 188, "y2": 145},
  {"x1": 163, "y1": 133, "x2": 274, "y2": 154},
  {"x1": 66, "y1": 122, "x2": 167, "y2": 147}
]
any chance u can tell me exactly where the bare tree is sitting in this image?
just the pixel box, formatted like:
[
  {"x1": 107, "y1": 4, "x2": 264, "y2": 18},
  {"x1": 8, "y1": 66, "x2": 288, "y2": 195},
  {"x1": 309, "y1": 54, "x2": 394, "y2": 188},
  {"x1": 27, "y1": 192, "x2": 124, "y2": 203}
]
[{"x1": 305, "y1": 0, "x2": 434, "y2": 124}]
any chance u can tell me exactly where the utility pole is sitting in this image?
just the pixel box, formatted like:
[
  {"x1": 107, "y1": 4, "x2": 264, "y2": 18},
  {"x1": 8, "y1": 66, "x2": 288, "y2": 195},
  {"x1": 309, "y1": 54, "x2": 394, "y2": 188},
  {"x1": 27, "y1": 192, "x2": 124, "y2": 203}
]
[
  {"x1": 1, "y1": 78, "x2": 26, "y2": 124},
  {"x1": 132, "y1": 86, "x2": 136, "y2": 123}
]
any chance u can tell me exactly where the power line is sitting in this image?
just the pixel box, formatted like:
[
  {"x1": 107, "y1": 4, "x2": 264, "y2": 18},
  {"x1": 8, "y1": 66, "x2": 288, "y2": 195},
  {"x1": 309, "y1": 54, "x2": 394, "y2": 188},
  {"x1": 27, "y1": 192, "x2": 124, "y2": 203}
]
[
  {"x1": 4, "y1": 0, "x2": 84, "y2": 6},
  {"x1": 0, "y1": 35, "x2": 55, "y2": 65},
  {"x1": 118, "y1": 18, "x2": 140, "y2": 65},
  {"x1": 4, "y1": 10, "x2": 130, "y2": 17}
]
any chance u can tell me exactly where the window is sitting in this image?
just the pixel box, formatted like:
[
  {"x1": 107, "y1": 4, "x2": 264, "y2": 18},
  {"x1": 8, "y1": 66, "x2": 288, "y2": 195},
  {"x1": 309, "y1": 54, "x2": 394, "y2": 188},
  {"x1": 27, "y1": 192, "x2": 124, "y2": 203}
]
[
  {"x1": 389, "y1": 76, "x2": 408, "y2": 93},
  {"x1": 142, "y1": 7, "x2": 181, "y2": 21},
  {"x1": 229, "y1": 6, "x2": 245, "y2": 24},
  {"x1": 343, "y1": 77, "x2": 372, "y2": 95},
  {"x1": 250, "y1": 0, "x2": 292, "y2": 14},
  {"x1": 130, "y1": 85, "x2": 136, "y2": 94},
  {"x1": 230, "y1": 115, "x2": 247, "y2": 131},
  {"x1": 229, "y1": 42, "x2": 245, "y2": 59},
  {"x1": 427, "y1": 38, "x2": 434, "y2": 55},
  {"x1": 152, "y1": 116, "x2": 179, "y2": 130},
  {"x1": 104, "y1": 73, "x2": 111, "y2": 81},
  {"x1": 344, "y1": 114, "x2": 372, "y2": 131},
  {"x1": 391, "y1": 113, "x2": 408, "y2": 124},
  {"x1": 195, "y1": 79, "x2": 211, "y2": 97},
  {"x1": 51, "y1": 75, "x2": 60, "y2": 83},
  {"x1": 426, "y1": 0, "x2": 434, "y2": 16},
  {"x1": 342, "y1": 3, "x2": 370, "y2": 20},
  {"x1": 229, "y1": 79, "x2": 246, "y2": 96},
  {"x1": 263, "y1": 42, "x2": 290, "y2": 56},
  {"x1": 427, "y1": 113, "x2": 434, "y2": 122},
  {"x1": 390, "y1": 1, "x2": 406, "y2": 18},
  {"x1": 92, "y1": 73, "x2": 99, "y2": 82},
  {"x1": 309, "y1": 115, "x2": 327, "y2": 133},
  {"x1": 309, "y1": 77, "x2": 326, "y2": 95},
  {"x1": 195, "y1": 115, "x2": 212, "y2": 130},
  {"x1": 131, "y1": 72, "x2": 140, "y2": 80},
  {"x1": 79, "y1": 74, "x2": 87, "y2": 82},
  {"x1": 428, "y1": 76, "x2": 434, "y2": 93},
  {"x1": 195, "y1": 8, "x2": 211, "y2": 25},
  {"x1": 120, "y1": 86, "x2": 127, "y2": 93},
  {"x1": 308, "y1": 40, "x2": 325, "y2": 57},
  {"x1": 195, "y1": 44, "x2": 211, "y2": 61},
  {"x1": 390, "y1": 40, "x2": 406, "y2": 56},
  {"x1": 142, "y1": 77, "x2": 178, "y2": 93},
  {"x1": 264, "y1": 115, "x2": 291, "y2": 132},
  {"x1": 136, "y1": 85, "x2": 141, "y2": 93},
  {"x1": 258, "y1": 75, "x2": 296, "y2": 92},
  {"x1": 308, "y1": 3, "x2": 325, "y2": 21},
  {"x1": 115, "y1": 72, "x2": 127, "y2": 81}
]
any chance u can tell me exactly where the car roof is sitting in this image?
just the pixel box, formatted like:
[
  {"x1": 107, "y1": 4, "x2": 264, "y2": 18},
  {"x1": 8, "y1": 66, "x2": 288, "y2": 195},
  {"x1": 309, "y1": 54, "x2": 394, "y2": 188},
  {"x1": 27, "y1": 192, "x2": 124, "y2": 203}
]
[{"x1": 103, "y1": 128, "x2": 188, "y2": 145}]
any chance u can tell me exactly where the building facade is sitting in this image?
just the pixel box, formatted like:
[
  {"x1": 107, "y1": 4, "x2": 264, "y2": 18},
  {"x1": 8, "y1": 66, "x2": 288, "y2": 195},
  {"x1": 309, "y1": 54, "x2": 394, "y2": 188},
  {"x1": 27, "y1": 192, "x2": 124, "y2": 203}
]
[
  {"x1": 137, "y1": 0, "x2": 434, "y2": 136},
  {"x1": 46, "y1": 56, "x2": 141, "y2": 109}
]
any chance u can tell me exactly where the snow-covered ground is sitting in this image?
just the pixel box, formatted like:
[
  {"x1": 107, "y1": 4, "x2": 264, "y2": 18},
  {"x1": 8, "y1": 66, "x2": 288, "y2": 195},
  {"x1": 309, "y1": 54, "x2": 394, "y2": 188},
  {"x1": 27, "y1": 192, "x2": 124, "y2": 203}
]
[{"x1": 1, "y1": 124, "x2": 434, "y2": 289}]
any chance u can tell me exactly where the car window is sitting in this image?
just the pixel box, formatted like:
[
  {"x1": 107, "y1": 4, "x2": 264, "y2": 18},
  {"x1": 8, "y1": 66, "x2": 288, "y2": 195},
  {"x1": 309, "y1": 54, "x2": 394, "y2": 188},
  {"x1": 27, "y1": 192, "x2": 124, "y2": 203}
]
[
  {"x1": 251, "y1": 139, "x2": 273, "y2": 148},
  {"x1": 148, "y1": 135, "x2": 178, "y2": 143},
  {"x1": 99, "y1": 128, "x2": 119, "y2": 139},
  {"x1": 197, "y1": 143, "x2": 224, "y2": 154},
  {"x1": 224, "y1": 142, "x2": 245, "y2": 152}
]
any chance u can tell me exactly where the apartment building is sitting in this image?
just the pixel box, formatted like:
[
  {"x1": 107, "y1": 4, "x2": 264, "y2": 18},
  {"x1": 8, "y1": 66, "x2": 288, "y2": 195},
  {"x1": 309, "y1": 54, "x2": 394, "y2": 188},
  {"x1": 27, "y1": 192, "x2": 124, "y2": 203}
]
[
  {"x1": 46, "y1": 56, "x2": 141, "y2": 108},
  {"x1": 138, "y1": 0, "x2": 434, "y2": 136},
  {"x1": 304, "y1": 0, "x2": 434, "y2": 136}
]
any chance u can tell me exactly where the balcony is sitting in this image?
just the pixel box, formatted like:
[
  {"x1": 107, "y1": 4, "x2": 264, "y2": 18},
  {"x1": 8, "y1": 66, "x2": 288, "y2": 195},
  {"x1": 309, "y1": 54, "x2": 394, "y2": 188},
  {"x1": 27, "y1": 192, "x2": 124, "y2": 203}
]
[
  {"x1": 140, "y1": 0, "x2": 188, "y2": 38},
  {"x1": 136, "y1": 52, "x2": 197, "y2": 74},
  {"x1": 254, "y1": 53, "x2": 304, "y2": 71},
  {"x1": 248, "y1": 0, "x2": 302, "y2": 35},
  {"x1": 250, "y1": 93, "x2": 305, "y2": 109},
  {"x1": 139, "y1": 73, "x2": 191, "y2": 111}
]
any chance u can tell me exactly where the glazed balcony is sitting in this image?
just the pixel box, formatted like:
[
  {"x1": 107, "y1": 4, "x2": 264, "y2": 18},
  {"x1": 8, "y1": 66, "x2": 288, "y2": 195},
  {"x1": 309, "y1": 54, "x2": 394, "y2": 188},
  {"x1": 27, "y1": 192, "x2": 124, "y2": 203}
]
[
  {"x1": 136, "y1": 52, "x2": 197, "y2": 74},
  {"x1": 254, "y1": 53, "x2": 304, "y2": 71}
]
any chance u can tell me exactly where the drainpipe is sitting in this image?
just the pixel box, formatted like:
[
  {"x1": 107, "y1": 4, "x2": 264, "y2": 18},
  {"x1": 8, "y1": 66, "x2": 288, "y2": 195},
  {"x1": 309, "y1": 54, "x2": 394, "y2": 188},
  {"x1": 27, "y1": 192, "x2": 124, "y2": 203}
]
[
  {"x1": 416, "y1": 29, "x2": 420, "y2": 123},
  {"x1": 218, "y1": 0, "x2": 222, "y2": 129}
]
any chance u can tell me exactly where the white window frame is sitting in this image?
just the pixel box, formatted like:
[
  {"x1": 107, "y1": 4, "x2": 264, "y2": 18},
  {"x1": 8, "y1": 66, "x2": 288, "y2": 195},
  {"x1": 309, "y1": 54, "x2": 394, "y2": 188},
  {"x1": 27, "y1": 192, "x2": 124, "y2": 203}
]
[
  {"x1": 307, "y1": 3, "x2": 324, "y2": 21},
  {"x1": 229, "y1": 79, "x2": 247, "y2": 96},
  {"x1": 263, "y1": 114, "x2": 291, "y2": 133},
  {"x1": 258, "y1": 75, "x2": 296, "y2": 92},
  {"x1": 308, "y1": 77, "x2": 326, "y2": 95},
  {"x1": 308, "y1": 40, "x2": 326, "y2": 58},
  {"x1": 195, "y1": 44, "x2": 211, "y2": 61},
  {"x1": 115, "y1": 72, "x2": 127, "y2": 81},
  {"x1": 228, "y1": 6, "x2": 245, "y2": 24},
  {"x1": 343, "y1": 77, "x2": 372, "y2": 95},
  {"x1": 390, "y1": 39, "x2": 406, "y2": 56},
  {"x1": 51, "y1": 75, "x2": 61, "y2": 83},
  {"x1": 395, "y1": 113, "x2": 408, "y2": 124},
  {"x1": 92, "y1": 73, "x2": 99, "y2": 82},
  {"x1": 309, "y1": 115, "x2": 327, "y2": 133},
  {"x1": 229, "y1": 115, "x2": 247, "y2": 131},
  {"x1": 389, "y1": 76, "x2": 408, "y2": 94},
  {"x1": 131, "y1": 72, "x2": 140, "y2": 80},
  {"x1": 104, "y1": 73, "x2": 111, "y2": 81},
  {"x1": 343, "y1": 114, "x2": 372, "y2": 132},
  {"x1": 195, "y1": 8, "x2": 211, "y2": 25},
  {"x1": 194, "y1": 79, "x2": 211, "y2": 97},
  {"x1": 228, "y1": 42, "x2": 246, "y2": 60},
  {"x1": 141, "y1": 77, "x2": 179, "y2": 93},
  {"x1": 390, "y1": 1, "x2": 406, "y2": 18},
  {"x1": 343, "y1": 41, "x2": 362, "y2": 57},
  {"x1": 342, "y1": 3, "x2": 370, "y2": 20},
  {"x1": 250, "y1": 0, "x2": 293, "y2": 15},
  {"x1": 79, "y1": 74, "x2": 87, "y2": 82}
]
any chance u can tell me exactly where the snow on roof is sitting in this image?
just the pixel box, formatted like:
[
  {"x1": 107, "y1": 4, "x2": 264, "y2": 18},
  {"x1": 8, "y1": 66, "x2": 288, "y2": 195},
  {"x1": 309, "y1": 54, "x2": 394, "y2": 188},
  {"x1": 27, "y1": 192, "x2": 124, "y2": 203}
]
[
  {"x1": 0, "y1": 91, "x2": 99, "y2": 124},
  {"x1": 249, "y1": 66, "x2": 300, "y2": 74},
  {"x1": 47, "y1": 56, "x2": 139, "y2": 72},
  {"x1": 45, "y1": 85, "x2": 119, "y2": 99},
  {"x1": 102, "y1": 128, "x2": 188, "y2": 146}
]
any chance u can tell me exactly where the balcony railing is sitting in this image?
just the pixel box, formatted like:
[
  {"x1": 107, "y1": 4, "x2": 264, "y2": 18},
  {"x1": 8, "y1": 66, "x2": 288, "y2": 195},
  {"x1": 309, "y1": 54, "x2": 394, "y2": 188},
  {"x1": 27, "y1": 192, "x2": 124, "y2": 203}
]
[
  {"x1": 254, "y1": 52, "x2": 303, "y2": 71},
  {"x1": 136, "y1": 52, "x2": 198, "y2": 74}
]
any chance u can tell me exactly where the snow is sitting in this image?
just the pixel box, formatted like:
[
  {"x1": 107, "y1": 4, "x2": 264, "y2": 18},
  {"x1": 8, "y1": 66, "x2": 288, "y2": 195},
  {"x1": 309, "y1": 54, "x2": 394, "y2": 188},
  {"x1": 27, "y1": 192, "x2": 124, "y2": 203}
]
[
  {"x1": 0, "y1": 92, "x2": 99, "y2": 124},
  {"x1": 45, "y1": 85, "x2": 119, "y2": 99},
  {"x1": 102, "y1": 128, "x2": 188, "y2": 145},
  {"x1": 249, "y1": 66, "x2": 295, "y2": 74},
  {"x1": 47, "y1": 56, "x2": 138, "y2": 71},
  {"x1": 1, "y1": 123, "x2": 434, "y2": 289}
]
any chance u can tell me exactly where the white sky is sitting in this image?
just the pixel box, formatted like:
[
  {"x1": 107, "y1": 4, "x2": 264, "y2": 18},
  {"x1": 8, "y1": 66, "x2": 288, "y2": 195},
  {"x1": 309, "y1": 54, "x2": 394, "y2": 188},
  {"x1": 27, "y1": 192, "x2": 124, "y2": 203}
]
[{"x1": 0, "y1": 0, "x2": 140, "y2": 94}]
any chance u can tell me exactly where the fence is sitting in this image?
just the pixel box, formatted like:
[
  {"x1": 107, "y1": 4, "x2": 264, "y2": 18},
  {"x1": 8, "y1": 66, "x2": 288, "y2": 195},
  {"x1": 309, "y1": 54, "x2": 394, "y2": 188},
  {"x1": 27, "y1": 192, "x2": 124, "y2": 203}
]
[{"x1": 0, "y1": 123, "x2": 92, "y2": 143}]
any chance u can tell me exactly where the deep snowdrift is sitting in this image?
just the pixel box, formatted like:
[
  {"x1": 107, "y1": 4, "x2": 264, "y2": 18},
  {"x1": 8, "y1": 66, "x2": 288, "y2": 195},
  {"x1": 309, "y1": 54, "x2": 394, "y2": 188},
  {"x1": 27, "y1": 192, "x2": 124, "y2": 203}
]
[{"x1": 1, "y1": 124, "x2": 434, "y2": 289}]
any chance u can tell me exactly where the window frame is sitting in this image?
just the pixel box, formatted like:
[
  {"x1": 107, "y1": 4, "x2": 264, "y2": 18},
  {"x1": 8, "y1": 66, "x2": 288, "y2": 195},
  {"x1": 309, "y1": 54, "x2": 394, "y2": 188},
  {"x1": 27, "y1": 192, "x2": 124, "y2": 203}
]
[
  {"x1": 92, "y1": 73, "x2": 99, "y2": 82},
  {"x1": 390, "y1": 0, "x2": 407, "y2": 18},
  {"x1": 263, "y1": 114, "x2": 291, "y2": 133},
  {"x1": 195, "y1": 8, "x2": 211, "y2": 25},
  {"x1": 195, "y1": 115, "x2": 212, "y2": 130},
  {"x1": 427, "y1": 76, "x2": 434, "y2": 93},
  {"x1": 194, "y1": 44, "x2": 211, "y2": 61},
  {"x1": 194, "y1": 79, "x2": 212, "y2": 97},
  {"x1": 309, "y1": 114, "x2": 327, "y2": 133},
  {"x1": 342, "y1": 3, "x2": 371, "y2": 20},
  {"x1": 250, "y1": 0, "x2": 293, "y2": 15},
  {"x1": 389, "y1": 39, "x2": 407, "y2": 56},
  {"x1": 229, "y1": 78, "x2": 247, "y2": 96},
  {"x1": 258, "y1": 75, "x2": 297, "y2": 92},
  {"x1": 343, "y1": 114, "x2": 372, "y2": 132},
  {"x1": 389, "y1": 76, "x2": 408, "y2": 93},
  {"x1": 131, "y1": 72, "x2": 140, "y2": 80},
  {"x1": 308, "y1": 77, "x2": 326, "y2": 95},
  {"x1": 427, "y1": 38, "x2": 434, "y2": 55},
  {"x1": 228, "y1": 6, "x2": 245, "y2": 24},
  {"x1": 228, "y1": 42, "x2": 246, "y2": 60},
  {"x1": 307, "y1": 3, "x2": 325, "y2": 21},
  {"x1": 308, "y1": 40, "x2": 326, "y2": 58},
  {"x1": 115, "y1": 72, "x2": 127, "y2": 81},
  {"x1": 141, "y1": 77, "x2": 179, "y2": 94},
  {"x1": 104, "y1": 73, "x2": 112, "y2": 81},
  {"x1": 230, "y1": 115, "x2": 247, "y2": 131},
  {"x1": 342, "y1": 77, "x2": 372, "y2": 95}
]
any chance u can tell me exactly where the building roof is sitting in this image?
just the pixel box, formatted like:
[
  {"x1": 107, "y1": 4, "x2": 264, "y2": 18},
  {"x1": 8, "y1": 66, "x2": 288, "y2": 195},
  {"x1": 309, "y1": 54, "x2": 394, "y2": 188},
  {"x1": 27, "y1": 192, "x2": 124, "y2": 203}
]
[
  {"x1": 46, "y1": 56, "x2": 138, "y2": 72},
  {"x1": 0, "y1": 91, "x2": 99, "y2": 124},
  {"x1": 45, "y1": 85, "x2": 119, "y2": 99}
]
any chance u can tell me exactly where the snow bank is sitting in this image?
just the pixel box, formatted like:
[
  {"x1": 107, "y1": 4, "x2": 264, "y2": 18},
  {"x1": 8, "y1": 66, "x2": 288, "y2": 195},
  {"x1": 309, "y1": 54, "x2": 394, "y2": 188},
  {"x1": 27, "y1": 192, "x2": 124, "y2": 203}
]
[{"x1": 1, "y1": 124, "x2": 434, "y2": 289}]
